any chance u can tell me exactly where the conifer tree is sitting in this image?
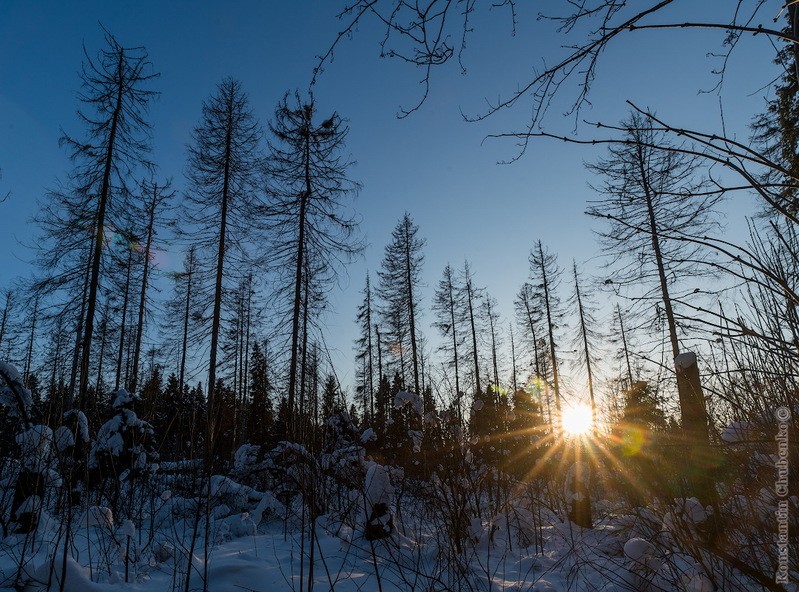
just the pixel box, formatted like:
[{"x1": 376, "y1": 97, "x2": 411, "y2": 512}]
[
  {"x1": 183, "y1": 78, "x2": 263, "y2": 410},
  {"x1": 528, "y1": 241, "x2": 564, "y2": 419},
  {"x1": 34, "y1": 31, "x2": 158, "y2": 409},
  {"x1": 354, "y1": 274, "x2": 376, "y2": 422},
  {"x1": 248, "y1": 341, "x2": 273, "y2": 446},
  {"x1": 266, "y1": 92, "x2": 362, "y2": 438},
  {"x1": 378, "y1": 213, "x2": 425, "y2": 397},
  {"x1": 432, "y1": 264, "x2": 465, "y2": 423}
]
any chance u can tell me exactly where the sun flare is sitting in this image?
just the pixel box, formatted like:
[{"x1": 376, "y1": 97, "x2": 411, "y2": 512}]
[{"x1": 562, "y1": 404, "x2": 593, "y2": 436}]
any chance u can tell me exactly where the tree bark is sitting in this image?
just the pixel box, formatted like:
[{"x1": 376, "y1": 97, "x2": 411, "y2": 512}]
[{"x1": 79, "y1": 49, "x2": 125, "y2": 409}]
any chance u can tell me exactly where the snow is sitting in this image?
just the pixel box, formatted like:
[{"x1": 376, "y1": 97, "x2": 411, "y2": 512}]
[
  {"x1": 360, "y1": 427, "x2": 376, "y2": 443},
  {"x1": 721, "y1": 421, "x2": 758, "y2": 443},
  {"x1": 364, "y1": 462, "x2": 393, "y2": 512},
  {"x1": 119, "y1": 519, "x2": 136, "y2": 538},
  {"x1": 674, "y1": 351, "x2": 697, "y2": 369},
  {"x1": 393, "y1": 390, "x2": 423, "y2": 415},
  {"x1": 233, "y1": 443, "x2": 260, "y2": 471},
  {"x1": 680, "y1": 572, "x2": 715, "y2": 592},
  {"x1": 675, "y1": 497, "x2": 708, "y2": 524},
  {"x1": 54, "y1": 425, "x2": 75, "y2": 451},
  {"x1": 16, "y1": 425, "x2": 54, "y2": 473},
  {"x1": 64, "y1": 409, "x2": 90, "y2": 442},
  {"x1": 0, "y1": 361, "x2": 32, "y2": 416},
  {"x1": 14, "y1": 495, "x2": 42, "y2": 518},
  {"x1": 407, "y1": 429, "x2": 423, "y2": 453},
  {"x1": 623, "y1": 537, "x2": 656, "y2": 562},
  {"x1": 112, "y1": 388, "x2": 138, "y2": 408},
  {"x1": 0, "y1": 426, "x2": 790, "y2": 592},
  {"x1": 80, "y1": 506, "x2": 114, "y2": 529}
]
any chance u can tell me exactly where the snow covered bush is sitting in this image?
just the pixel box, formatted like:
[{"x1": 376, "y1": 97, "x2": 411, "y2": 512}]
[{"x1": 88, "y1": 389, "x2": 158, "y2": 516}]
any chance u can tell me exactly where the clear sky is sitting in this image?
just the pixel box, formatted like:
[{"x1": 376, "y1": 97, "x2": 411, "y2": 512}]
[{"x1": 0, "y1": 1, "x2": 780, "y2": 395}]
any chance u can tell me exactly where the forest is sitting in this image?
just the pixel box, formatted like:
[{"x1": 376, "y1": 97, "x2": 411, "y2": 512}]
[{"x1": 0, "y1": 1, "x2": 798, "y2": 591}]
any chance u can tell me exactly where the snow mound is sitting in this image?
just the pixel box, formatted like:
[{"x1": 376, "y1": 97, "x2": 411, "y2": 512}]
[
  {"x1": 674, "y1": 352, "x2": 696, "y2": 369},
  {"x1": 0, "y1": 362, "x2": 32, "y2": 416},
  {"x1": 234, "y1": 443, "x2": 260, "y2": 472},
  {"x1": 16, "y1": 425, "x2": 54, "y2": 473},
  {"x1": 679, "y1": 572, "x2": 714, "y2": 592},
  {"x1": 394, "y1": 390, "x2": 423, "y2": 415},
  {"x1": 721, "y1": 421, "x2": 757, "y2": 443},
  {"x1": 675, "y1": 497, "x2": 707, "y2": 524},
  {"x1": 54, "y1": 426, "x2": 75, "y2": 451},
  {"x1": 80, "y1": 506, "x2": 114, "y2": 529},
  {"x1": 624, "y1": 537, "x2": 656, "y2": 562},
  {"x1": 112, "y1": 388, "x2": 138, "y2": 408},
  {"x1": 407, "y1": 429, "x2": 423, "y2": 453}
]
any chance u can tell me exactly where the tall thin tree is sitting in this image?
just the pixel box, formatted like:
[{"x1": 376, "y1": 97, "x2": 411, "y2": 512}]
[{"x1": 183, "y1": 78, "x2": 263, "y2": 409}]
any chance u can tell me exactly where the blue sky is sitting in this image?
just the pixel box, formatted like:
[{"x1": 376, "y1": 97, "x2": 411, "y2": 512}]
[{"x1": 0, "y1": 1, "x2": 780, "y2": 394}]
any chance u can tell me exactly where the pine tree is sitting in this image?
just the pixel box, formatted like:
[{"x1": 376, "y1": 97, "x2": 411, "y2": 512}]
[
  {"x1": 34, "y1": 31, "x2": 158, "y2": 410},
  {"x1": 460, "y1": 261, "x2": 482, "y2": 397},
  {"x1": 586, "y1": 111, "x2": 719, "y2": 361},
  {"x1": 528, "y1": 241, "x2": 564, "y2": 420},
  {"x1": 321, "y1": 373, "x2": 339, "y2": 421},
  {"x1": 752, "y1": 5, "x2": 799, "y2": 213},
  {"x1": 569, "y1": 261, "x2": 601, "y2": 433},
  {"x1": 247, "y1": 341, "x2": 273, "y2": 446},
  {"x1": 266, "y1": 93, "x2": 362, "y2": 439},
  {"x1": 129, "y1": 179, "x2": 173, "y2": 393},
  {"x1": 183, "y1": 78, "x2": 263, "y2": 411},
  {"x1": 432, "y1": 264, "x2": 465, "y2": 424},
  {"x1": 354, "y1": 273, "x2": 376, "y2": 422},
  {"x1": 378, "y1": 213, "x2": 425, "y2": 397}
]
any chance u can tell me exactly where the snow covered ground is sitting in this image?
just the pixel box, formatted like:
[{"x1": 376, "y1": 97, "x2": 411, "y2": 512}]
[{"x1": 2, "y1": 479, "x2": 792, "y2": 592}]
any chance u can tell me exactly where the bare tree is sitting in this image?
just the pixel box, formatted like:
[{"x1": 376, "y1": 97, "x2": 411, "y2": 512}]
[
  {"x1": 528, "y1": 240, "x2": 564, "y2": 418},
  {"x1": 460, "y1": 261, "x2": 482, "y2": 397},
  {"x1": 183, "y1": 77, "x2": 263, "y2": 410},
  {"x1": 129, "y1": 179, "x2": 173, "y2": 393},
  {"x1": 266, "y1": 92, "x2": 362, "y2": 438},
  {"x1": 432, "y1": 264, "x2": 465, "y2": 423},
  {"x1": 569, "y1": 260, "x2": 601, "y2": 433},
  {"x1": 586, "y1": 112, "x2": 721, "y2": 360},
  {"x1": 354, "y1": 273, "x2": 377, "y2": 422},
  {"x1": 64, "y1": 31, "x2": 158, "y2": 409}
]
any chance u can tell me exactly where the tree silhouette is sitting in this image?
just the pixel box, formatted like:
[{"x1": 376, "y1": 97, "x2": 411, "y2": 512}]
[
  {"x1": 183, "y1": 78, "x2": 263, "y2": 410},
  {"x1": 378, "y1": 213, "x2": 425, "y2": 397},
  {"x1": 266, "y1": 92, "x2": 362, "y2": 439}
]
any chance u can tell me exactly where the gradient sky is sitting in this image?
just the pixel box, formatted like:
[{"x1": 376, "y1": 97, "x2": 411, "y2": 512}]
[{"x1": 0, "y1": 1, "x2": 780, "y2": 393}]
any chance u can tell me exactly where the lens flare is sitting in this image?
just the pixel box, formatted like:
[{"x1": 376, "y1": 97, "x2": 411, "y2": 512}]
[{"x1": 562, "y1": 404, "x2": 593, "y2": 436}]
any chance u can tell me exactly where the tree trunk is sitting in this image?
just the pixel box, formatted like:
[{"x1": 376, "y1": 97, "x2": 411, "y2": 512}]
[
  {"x1": 208, "y1": 87, "x2": 234, "y2": 411},
  {"x1": 638, "y1": 144, "x2": 680, "y2": 360},
  {"x1": 464, "y1": 265, "x2": 481, "y2": 396},
  {"x1": 616, "y1": 304, "x2": 634, "y2": 389},
  {"x1": 448, "y1": 275, "x2": 462, "y2": 424},
  {"x1": 287, "y1": 122, "x2": 311, "y2": 439},
  {"x1": 674, "y1": 352, "x2": 716, "y2": 506},
  {"x1": 79, "y1": 49, "x2": 125, "y2": 409},
  {"x1": 24, "y1": 297, "x2": 38, "y2": 386},
  {"x1": 538, "y1": 242, "x2": 561, "y2": 413},
  {"x1": 573, "y1": 262, "x2": 596, "y2": 433},
  {"x1": 179, "y1": 248, "x2": 195, "y2": 391},
  {"x1": 116, "y1": 249, "x2": 133, "y2": 391},
  {"x1": 405, "y1": 220, "x2": 420, "y2": 396},
  {"x1": 130, "y1": 185, "x2": 158, "y2": 393},
  {"x1": 509, "y1": 324, "x2": 518, "y2": 394}
]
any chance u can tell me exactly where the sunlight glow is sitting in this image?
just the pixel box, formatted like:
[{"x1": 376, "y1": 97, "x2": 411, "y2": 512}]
[{"x1": 562, "y1": 404, "x2": 593, "y2": 436}]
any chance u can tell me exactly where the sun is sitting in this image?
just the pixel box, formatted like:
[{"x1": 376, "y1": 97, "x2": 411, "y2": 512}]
[{"x1": 562, "y1": 404, "x2": 593, "y2": 436}]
